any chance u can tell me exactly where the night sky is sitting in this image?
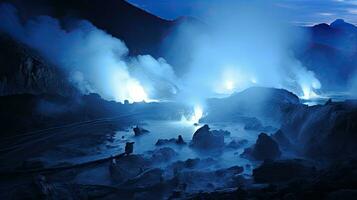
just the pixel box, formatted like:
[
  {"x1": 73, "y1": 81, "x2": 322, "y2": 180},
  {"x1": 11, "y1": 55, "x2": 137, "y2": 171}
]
[{"x1": 127, "y1": 0, "x2": 357, "y2": 25}]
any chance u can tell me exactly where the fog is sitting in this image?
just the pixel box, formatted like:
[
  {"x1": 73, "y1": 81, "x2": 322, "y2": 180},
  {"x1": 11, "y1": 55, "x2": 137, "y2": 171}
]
[
  {"x1": 0, "y1": 2, "x2": 323, "y2": 109},
  {"x1": 0, "y1": 3, "x2": 178, "y2": 103},
  {"x1": 166, "y1": 1, "x2": 321, "y2": 106}
]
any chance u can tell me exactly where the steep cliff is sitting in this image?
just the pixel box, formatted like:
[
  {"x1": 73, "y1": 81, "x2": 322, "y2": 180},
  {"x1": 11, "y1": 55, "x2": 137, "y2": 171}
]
[{"x1": 0, "y1": 34, "x2": 76, "y2": 96}]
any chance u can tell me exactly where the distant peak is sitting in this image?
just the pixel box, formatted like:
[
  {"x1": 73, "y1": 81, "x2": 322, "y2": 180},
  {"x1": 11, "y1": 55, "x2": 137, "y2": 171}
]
[
  {"x1": 330, "y1": 19, "x2": 356, "y2": 30},
  {"x1": 330, "y1": 19, "x2": 346, "y2": 26}
]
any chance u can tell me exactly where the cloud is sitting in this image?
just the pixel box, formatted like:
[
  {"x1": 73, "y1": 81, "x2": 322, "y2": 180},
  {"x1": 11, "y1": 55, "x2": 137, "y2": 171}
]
[
  {"x1": 0, "y1": 3, "x2": 178, "y2": 103},
  {"x1": 165, "y1": 1, "x2": 321, "y2": 106}
]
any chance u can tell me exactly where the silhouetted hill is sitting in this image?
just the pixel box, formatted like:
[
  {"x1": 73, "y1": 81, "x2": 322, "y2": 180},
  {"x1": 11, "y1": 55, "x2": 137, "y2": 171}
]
[
  {"x1": 0, "y1": 0, "x2": 175, "y2": 57},
  {"x1": 299, "y1": 19, "x2": 357, "y2": 91}
]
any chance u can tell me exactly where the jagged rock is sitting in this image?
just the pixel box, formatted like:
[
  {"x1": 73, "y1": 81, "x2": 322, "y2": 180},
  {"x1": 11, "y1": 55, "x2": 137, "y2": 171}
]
[
  {"x1": 155, "y1": 135, "x2": 187, "y2": 146},
  {"x1": 191, "y1": 124, "x2": 225, "y2": 150},
  {"x1": 325, "y1": 98, "x2": 332, "y2": 105},
  {"x1": 241, "y1": 133, "x2": 281, "y2": 160},
  {"x1": 280, "y1": 100, "x2": 357, "y2": 160},
  {"x1": 0, "y1": 35, "x2": 76, "y2": 96},
  {"x1": 177, "y1": 135, "x2": 186, "y2": 145},
  {"x1": 156, "y1": 138, "x2": 176, "y2": 146},
  {"x1": 133, "y1": 125, "x2": 150, "y2": 136},
  {"x1": 253, "y1": 159, "x2": 317, "y2": 183},
  {"x1": 125, "y1": 142, "x2": 134, "y2": 155}
]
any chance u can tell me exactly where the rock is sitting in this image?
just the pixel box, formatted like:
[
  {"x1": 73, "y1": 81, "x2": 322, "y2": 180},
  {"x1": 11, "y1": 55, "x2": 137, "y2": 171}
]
[
  {"x1": 201, "y1": 87, "x2": 300, "y2": 124},
  {"x1": 325, "y1": 98, "x2": 332, "y2": 105},
  {"x1": 177, "y1": 135, "x2": 186, "y2": 145},
  {"x1": 253, "y1": 159, "x2": 317, "y2": 183},
  {"x1": 241, "y1": 133, "x2": 281, "y2": 160},
  {"x1": 191, "y1": 124, "x2": 225, "y2": 150},
  {"x1": 125, "y1": 142, "x2": 134, "y2": 155},
  {"x1": 149, "y1": 147, "x2": 178, "y2": 163},
  {"x1": 155, "y1": 138, "x2": 176, "y2": 146},
  {"x1": 279, "y1": 100, "x2": 357, "y2": 160},
  {"x1": 155, "y1": 135, "x2": 186, "y2": 146},
  {"x1": 133, "y1": 125, "x2": 150, "y2": 136}
]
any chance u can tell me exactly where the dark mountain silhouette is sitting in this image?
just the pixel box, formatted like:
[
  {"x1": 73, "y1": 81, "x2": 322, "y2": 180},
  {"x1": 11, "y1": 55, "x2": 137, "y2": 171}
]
[
  {"x1": 0, "y1": 0, "x2": 175, "y2": 57},
  {"x1": 0, "y1": 0, "x2": 356, "y2": 95},
  {"x1": 298, "y1": 19, "x2": 357, "y2": 91},
  {"x1": 0, "y1": 0, "x2": 179, "y2": 96}
]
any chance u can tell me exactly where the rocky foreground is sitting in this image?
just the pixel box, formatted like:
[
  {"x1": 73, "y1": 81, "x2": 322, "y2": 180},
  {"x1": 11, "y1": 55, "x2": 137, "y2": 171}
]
[{"x1": 0, "y1": 88, "x2": 356, "y2": 199}]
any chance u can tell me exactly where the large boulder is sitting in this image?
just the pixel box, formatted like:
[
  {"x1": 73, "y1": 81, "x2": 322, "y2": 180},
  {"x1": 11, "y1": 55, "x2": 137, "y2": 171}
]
[
  {"x1": 201, "y1": 87, "x2": 300, "y2": 124},
  {"x1": 191, "y1": 125, "x2": 225, "y2": 150},
  {"x1": 155, "y1": 135, "x2": 186, "y2": 146},
  {"x1": 253, "y1": 159, "x2": 317, "y2": 183},
  {"x1": 241, "y1": 133, "x2": 281, "y2": 160},
  {"x1": 133, "y1": 126, "x2": 150, "y2": 136},
  {"x1": 280, "y1": 100, "x2": 357, "y2": 160}
]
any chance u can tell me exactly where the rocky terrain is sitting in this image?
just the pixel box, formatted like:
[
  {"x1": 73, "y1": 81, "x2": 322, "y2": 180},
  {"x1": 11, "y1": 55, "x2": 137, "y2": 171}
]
[
  {"x1": 0, "y1": 1, "x2": 356, "y2": 199},
  {"x1": 0, "y1": 87, "x2": 356, "y2": 199}
]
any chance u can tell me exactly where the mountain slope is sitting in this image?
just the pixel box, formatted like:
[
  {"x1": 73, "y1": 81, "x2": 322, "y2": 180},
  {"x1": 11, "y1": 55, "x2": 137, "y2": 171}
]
[
  {"x1": 0, "y1": 0, "x2": 175, "y2": 57},
  {"x1": 298, "y1": 19, "x2": 357, "y2": 91},
  {"x1": 0, "y1": 34, "x2": 76, "y2": 96}
]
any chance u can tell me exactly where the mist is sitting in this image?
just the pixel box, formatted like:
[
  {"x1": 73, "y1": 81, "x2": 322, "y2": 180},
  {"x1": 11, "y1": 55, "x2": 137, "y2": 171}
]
[
  {"x1": 0, "y1": 2, "x2": 323, "y2": 110},
  {"x1": 165, "y1": 1, "x2": 321, "y2": 106},
  {"x1": 0, "y1": 3, "x2": 178, "y2": 103}
]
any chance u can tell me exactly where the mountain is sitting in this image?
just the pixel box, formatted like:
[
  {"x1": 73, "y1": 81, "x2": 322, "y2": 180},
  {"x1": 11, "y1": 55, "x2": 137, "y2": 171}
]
[
  {"x1": 0, "y1": 0, "x2": 175, "y2": 57},
  {"x1": 0, "y1": 34, "x2": 76, "y2": 96},
  {"x1": 0, "y1": 0, "x2": 178, "y2": 96},
  {"x1": 0, "y1": 0, "x2": 356, "y2": 96},
  {"x1": 298, "y1": 19, "x2": 357, "y2": 91}
]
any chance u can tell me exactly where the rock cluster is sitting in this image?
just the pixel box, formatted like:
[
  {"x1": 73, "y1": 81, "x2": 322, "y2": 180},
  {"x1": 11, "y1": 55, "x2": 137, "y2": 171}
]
[
  {"x1": 241, "y1": 133, "x2": 281, "y2": 160},
  {"x1": 191, "y1": 124, "x2": 225, "y2": 150}
]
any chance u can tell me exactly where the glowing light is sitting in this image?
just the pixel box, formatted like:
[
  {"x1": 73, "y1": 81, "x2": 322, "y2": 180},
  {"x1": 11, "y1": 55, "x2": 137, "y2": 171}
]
[
  {"x1": 127, "y1": 81, "x2": 148, "y2": 102},
  {"x1": 181, "y1": 105, "x2": 203, "y2": 124},
  {"x1": 301, "y1": 86, "x2": 320, "y2": 100},
  {"x1": 225, "y1": 80, "x2": 235, "y2": 90},
  {"x1": 193, "y1": 105, "x2": 203, "y2": 123}
]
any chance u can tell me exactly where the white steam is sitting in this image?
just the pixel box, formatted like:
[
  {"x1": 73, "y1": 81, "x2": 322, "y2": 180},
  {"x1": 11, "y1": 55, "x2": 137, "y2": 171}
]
[
  {"x1": 0, "y1": 3, "x2": 178, "y2": 103},
  {"x1": 167, "y1": 1, "x2": 321, "y2": 103},
  {"x1": 0, "y1": 2, "x2": 322, "y2": 107}
]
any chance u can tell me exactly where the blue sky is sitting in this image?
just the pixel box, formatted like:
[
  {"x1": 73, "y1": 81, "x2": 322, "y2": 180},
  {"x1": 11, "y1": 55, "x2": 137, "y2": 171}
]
[{"x1": 127, "y1": 0, "x2": 357, "y2": 25}]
